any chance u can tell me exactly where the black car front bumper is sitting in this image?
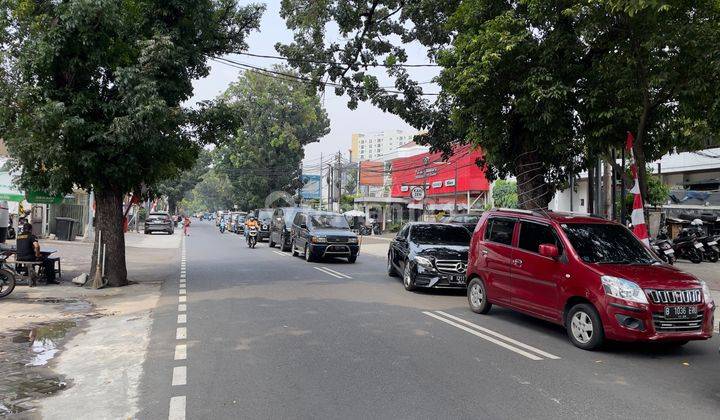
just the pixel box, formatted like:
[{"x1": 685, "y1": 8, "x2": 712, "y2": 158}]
[
  {"x1": 413, "y1": 266, "x2": 467, "y2": 289},
  {"x1": 307, "y1": 243, "x2": 360, "y2": 258}
]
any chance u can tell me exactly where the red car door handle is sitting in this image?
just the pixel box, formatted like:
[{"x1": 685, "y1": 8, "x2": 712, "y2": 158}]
[{"x1": 513, "y1": 259, "x2": 523, "y2": 266}]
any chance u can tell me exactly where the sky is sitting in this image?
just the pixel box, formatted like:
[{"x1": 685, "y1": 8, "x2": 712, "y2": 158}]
[{"x1": 189, "y1": 1, "x2": 439, "y2": 170}]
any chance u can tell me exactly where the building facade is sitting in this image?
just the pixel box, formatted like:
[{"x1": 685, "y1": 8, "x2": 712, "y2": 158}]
[{"x1": 351, "y1": 130, "x2": 420, "y2": 162}]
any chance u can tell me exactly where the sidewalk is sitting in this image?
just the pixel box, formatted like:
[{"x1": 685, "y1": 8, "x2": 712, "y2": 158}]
[{"x1": 0, "y1": 231, "x2": 181, "y2": 418}]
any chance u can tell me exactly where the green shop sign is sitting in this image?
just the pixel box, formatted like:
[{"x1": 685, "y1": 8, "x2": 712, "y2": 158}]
[{"x1": 25, "y1": 190, "x2": 63, "y2": 204}]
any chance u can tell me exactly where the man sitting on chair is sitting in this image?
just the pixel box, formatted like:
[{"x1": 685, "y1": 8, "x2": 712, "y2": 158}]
[{"x1": 17, "y1": 223, "x2": 58, "y2": 284}]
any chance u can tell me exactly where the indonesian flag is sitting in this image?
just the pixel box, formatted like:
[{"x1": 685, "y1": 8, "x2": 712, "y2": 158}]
[{"x1": 626, "y1": 132, "x2": 649, "y2": 245}]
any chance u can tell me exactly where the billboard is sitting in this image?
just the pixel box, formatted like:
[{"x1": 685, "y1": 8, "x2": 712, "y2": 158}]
[
  {"x1": 301, "y1": 174, "x2": 322, "y2": 200},
  {"x1": 359, "y1": 160, "x2": 385, "y2": 186}
]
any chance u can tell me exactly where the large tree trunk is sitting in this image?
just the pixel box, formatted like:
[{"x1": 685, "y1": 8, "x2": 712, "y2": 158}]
[
  {"x1": 90, "y1": 188, "x2": 128, "y2": 287},
  {"x1": 515, "y1": 151, "x2": 552, "y2": 210}
]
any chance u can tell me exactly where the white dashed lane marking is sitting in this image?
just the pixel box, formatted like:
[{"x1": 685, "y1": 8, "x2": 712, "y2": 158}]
[
  {"x1": 172, "y1": 366, "x2": 187, "y2": 386},
  {"x1": 178, "y1": 304, "x2": 186, "y2": 312},
  {"x1": 169, "y1": 238, "x2": 188, "y2": 420},
  {"x1": 179, "y1": 295, "x2": 186, "y2": 303},
  {"x1": 177, "y1": 314, "x2": 186, "y2": 324},
  {"x1": 174, "y1": 344, "x2": 187, "y2": 361},
  {"x1": 168, "y1": 396, "x2": 185, "y2": 420},
  {"x1": 176, "y1": 327, "x2": 187, "y2": 340}
]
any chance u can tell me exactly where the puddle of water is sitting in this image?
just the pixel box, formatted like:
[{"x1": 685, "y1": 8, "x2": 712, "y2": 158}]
[{"x1": 0, "y1": 320, "x2": 76, "y2": 416}]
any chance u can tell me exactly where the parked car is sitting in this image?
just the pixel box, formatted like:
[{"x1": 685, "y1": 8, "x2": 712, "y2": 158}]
[
  {"x1": 290, "y1": 210, "x2": 359, "y2": 263},
  {"x1": 144, "y1": 212, "x2": 174, "y2": 235},
  {"x1": 466, "y1": 209, "x2": 715, "y2": 350},
  {"x1": 269, "y1": 207, "x2": 308, "y2": 251},
  {"x1": 440, "y1": 214, "x2": 482, "y2": 231},
  {"x1": 252, "y1": 208, "x2": 273, "y2": 241},
  {"x1": 387, "y1": 222, "x2": 471, "y2": 291}
]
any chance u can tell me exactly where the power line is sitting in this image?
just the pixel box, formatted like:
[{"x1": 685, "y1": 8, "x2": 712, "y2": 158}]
[
  {"x1": 236, "y1": 51, "x2": 441, "y2": 68},
  {"x1": 211, "y1": 57, "x2": 441, "y2": 97}
]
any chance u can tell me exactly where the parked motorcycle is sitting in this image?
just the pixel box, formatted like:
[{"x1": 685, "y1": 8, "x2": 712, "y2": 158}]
[
  {"x1": 651, "y1": 238, "x2": 676, "y2": 265},
  {"x1": 678, "y1": 219, "x2": 719, "y2": 262},
  {"x1": 672, "y1": 232, "x2": 704, "y2": 263},
  {"x1": 246, "y1": 226, "x2": 258, "y2": 248}
]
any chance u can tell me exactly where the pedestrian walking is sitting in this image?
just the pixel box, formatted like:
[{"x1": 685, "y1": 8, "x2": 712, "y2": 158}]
[{"x1": 183, "y1": 216, "x2": 191, "y2": 236}]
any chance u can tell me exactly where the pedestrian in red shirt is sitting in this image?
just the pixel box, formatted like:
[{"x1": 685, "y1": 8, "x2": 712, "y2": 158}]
[{"x1": 183, "y1": 216, "x2": 191, "y2": 236}]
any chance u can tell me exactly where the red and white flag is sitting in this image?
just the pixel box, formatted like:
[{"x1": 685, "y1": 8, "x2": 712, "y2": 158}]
[{"x1": 626, "y1": 132, "x2": 649, "y2": 245}]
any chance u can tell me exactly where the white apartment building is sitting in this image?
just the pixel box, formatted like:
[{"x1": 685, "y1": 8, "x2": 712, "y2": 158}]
[{"x1": 351, "y1": 130, "x2": 420, "y2": 162}]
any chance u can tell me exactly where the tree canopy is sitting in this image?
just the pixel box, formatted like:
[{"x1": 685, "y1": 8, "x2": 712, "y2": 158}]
[
  {"x1": 0, "y1": 0, "x2": 263, "y2": 286},
  {"x1": 213, "y1": 68, "x2": 330, "y2": 210},
  {"x1": 278, "y1": 0, "x2": 720, "y2": 209}
]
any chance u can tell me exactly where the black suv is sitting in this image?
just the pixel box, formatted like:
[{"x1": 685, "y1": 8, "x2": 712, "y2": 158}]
[
  {"x1": 252, "y1": 208, "x2": 274, "y2": 241},
  {"x1": 388, "y1": 222, "x2": 471, "y2": 291},
  {"x1": 269, "y1": 207, "x2": 308, "y2": 251},
  {"x1": 291, "y1": 210, "x2": 360, "y2": 263}
]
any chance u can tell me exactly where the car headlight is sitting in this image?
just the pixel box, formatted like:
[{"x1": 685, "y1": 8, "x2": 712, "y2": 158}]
[
  {"x1": 312, "y1": 236, "x2": 327, "y2": 243},
  {"x1": 347, "y1": 237, "x2": 358, "y2": 243},
  {"x1": 414, "y1": 256, "x2": 434, "y2": 269},
  {"x1": 601, "y1": 276, "x2": 648, "y2": 304},
  {"x1": 700, "y1": 280, "x2": 715, "y2": 306}
]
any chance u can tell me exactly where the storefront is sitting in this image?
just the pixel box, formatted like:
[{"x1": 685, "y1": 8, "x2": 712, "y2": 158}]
[{"x1": 390, "y1": 145, "x2": 490, "y2": 219}]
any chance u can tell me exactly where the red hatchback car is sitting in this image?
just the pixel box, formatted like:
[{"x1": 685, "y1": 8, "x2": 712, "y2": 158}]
[{"x1": 466, "y1": 209, "x2": 715, "y2": 350}]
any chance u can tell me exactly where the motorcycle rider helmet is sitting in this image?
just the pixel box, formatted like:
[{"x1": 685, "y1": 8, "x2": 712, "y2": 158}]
[{"x1": 691, "y1": 218, "x2": 703, "y2": 226}]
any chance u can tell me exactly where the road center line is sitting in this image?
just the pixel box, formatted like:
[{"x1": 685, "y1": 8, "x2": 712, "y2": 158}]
[
  {"x1": 174, "y1": 344, "x2": 187, "y2": 360},
  {"x1": 313, "y1": 266, "x2": 343, "y2": 279},
  {"x1": 176, "y1": 327, "x2": 187, "y2": 340},
  {"x1": 434, "y1": 311, "x2": 561, "y2": 360},
  {"x1": 168, "y1": 396, "x2": 185, "y2": 420},
  {"x1": 422, "y1": 311, "x2": 543, "y2": 361},
  {"x1": 172, "y1": 366, "x2": 187, "y2": 386}
]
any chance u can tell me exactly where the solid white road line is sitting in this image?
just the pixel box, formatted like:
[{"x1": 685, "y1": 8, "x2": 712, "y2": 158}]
[
  {"x1": 177, "y1": 314, "x2": 187, "y2": 324},
  {"x1": 313, "y1": 267, "x2": 343, "y2": 279},
  {"x1": 423, "y1": 312, "x2": 543, "y2": 361},
  {"x1": 179, "y1": 296, "x2": 186, "y2": 303},
  {"x1": 272, "y1": 250, "x2": 290, "y2": 257},
  {"x1": 176, "y1": 327, "x2": 187, "y2": 340},
  {"x1": 178, "y1": 304, "x2": 186, "y2": 312},
  {"x1": 168, "y1": 396, "x2": 186, "y2": 420},
  {"x1": 318, "y1": 266, "x2": 352, "y2": 279},
  {"x1": 172, "y1": 366, "x2": 187, "y2": 386},
  {"x1": 174, "y1": 344, "x2": 187, "y2": 360},
  {"x1": 435, "y1": 311, "x2": 561, "y2": 360}
]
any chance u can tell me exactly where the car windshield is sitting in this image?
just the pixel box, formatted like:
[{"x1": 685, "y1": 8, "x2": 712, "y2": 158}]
[
  {"x1": 309, "y1": 213, "x2": 350, "y2": 229},
  {"x1": 258, "y1": 210, "x2": 273, "y2": 220},
  {"x1": 562, "y1": 223, "x2": 658, "y2": 264},
  {"x1": 411, "y1": 224, "x2": 471, "y2": 245},
  {"x1": 147, "y1": 214, "x2": 168, "y2": 221},
  {"x1": 283, "y1": 210, "x2": 299, "y2": 224}
]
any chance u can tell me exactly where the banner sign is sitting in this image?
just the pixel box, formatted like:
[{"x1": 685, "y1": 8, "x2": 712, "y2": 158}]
[{"x1": 301, "y1": 175, "x2": 322, "y2": 200}]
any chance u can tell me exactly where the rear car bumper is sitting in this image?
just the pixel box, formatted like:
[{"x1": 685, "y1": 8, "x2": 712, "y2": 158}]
[
  {"x1": 308, "y1": 244, "x2": 360, "y2": 258},
  {"x1": 602, "y1": 299, "x2": 714, "y2": 342},
  {"x1": 145, "y1": 224, "x2": 173, "y2": 232}
]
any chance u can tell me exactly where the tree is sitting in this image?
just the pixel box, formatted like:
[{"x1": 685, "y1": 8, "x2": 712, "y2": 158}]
[
  {"x1": 580, "y1": 1, "x2": 720, "y2": 201},
  {"x1": 0, "y1": 1, "x2": 263, "y2": 286},
  {"x1": 492, "y1": 180, "x2": 519, "y2": 209},
  {"x1": 278, "y1": 0, "x2": 720, "y2": 210},
  {"x1": 189, "y1": 169, "x2": 236, "y2": 212},
  {"x1": 155, "y1": 149, "x2": 212, "y2": 214},
  {"x1": 214, "y1": 68, "x2": 330, "y2": 210}
]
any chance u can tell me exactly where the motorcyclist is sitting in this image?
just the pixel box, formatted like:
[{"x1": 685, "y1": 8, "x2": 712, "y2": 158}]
[{"x1": 245, "y1": 216, "x2": 259, "y2": 245}]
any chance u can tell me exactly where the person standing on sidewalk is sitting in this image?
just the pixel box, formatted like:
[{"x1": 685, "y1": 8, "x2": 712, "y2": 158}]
[
  {"x1": 183, "y1": 216, "x2": 191, "y2": 236},
  {"x1": 0, "y1": 200, "x2": 8, "y2": 243}
]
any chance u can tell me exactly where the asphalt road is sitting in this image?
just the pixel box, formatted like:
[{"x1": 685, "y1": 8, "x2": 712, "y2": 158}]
[{"x1": 138, "y1": 220, "x2": 720, "y2": 420}]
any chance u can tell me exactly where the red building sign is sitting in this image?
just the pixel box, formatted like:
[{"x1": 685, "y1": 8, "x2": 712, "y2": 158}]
[{"x1": 390, "y1": 144, "x2": 490, "y2": 200}]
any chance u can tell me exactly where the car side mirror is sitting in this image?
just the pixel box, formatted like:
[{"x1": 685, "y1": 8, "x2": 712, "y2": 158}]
[
  {"x1": 396, "y1": 236, "x2": 406, "y2": 242},
  {"x1": 300, "y1": 223, "x2": 307, "y2": 229},
  {"x1": 539, "y1": 244, "x2": 559, "y2": 259}
]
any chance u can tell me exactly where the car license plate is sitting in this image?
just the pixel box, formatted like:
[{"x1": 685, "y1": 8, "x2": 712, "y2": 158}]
[
  {"x1": 708, "y1": 241, "x2": 717, "y2": 246},
  {"x1": 663, "y1": 249, "x2": 674, "y2": 255},
  {"x1": 694, "y1": 242, "x2": 703, "y2": 249},
  {"x1": 450, "y1": 275, "x2": 466, "y2": 284},
  {"x1": 664, "y1": 306, "x2": 697, "y2": 319}
]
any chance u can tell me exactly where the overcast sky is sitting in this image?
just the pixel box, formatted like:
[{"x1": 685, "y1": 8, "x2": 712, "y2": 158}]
[{"x1": 189, "y1": 1, "x2": 439, "y2": 168}]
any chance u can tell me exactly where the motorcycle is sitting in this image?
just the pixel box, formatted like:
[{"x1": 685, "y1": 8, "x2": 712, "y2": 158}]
[
  {"x1": 219, "y1": 222, "x2": 226, "y2": 234},
  {"x1": 246, "y1": 226, "x2": 258, "y2": 248},
  {"x1": 651, "y1": 238, "x2": 676, "y2": 265},
  {"x1": 685, "y1": 219, "x2": 719, "y2": 262},
  {"x1": 0, "y1": 249, "x2": 16, "y2": 299},
  {"x1": 672, "y1": 231, "x2": 704, "y2": 263}
]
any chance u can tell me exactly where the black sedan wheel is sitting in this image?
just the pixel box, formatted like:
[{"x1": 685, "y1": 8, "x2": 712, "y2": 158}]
[{"x1": 403, "y1": 262, "x2": 416, "y2": 291}]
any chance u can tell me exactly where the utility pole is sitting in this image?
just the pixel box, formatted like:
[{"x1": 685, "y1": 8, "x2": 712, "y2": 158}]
[
  {"x1": 422, "y1": 156, "x2": 430, "y2": 220},
  {"x1": 334, "y1": 152, "x2": 342, "y2": 212},
  {"x1": 319, "y1": 153, "x2": 323, "y2": 210},
  {"x1": 453, "y1": 159, "x2": 458, "y2": 214}
]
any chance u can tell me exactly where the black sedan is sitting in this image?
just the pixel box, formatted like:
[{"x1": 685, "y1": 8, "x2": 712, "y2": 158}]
[
  {"x1": 387, "y1": 223, "x2": 471, "y2": 291},
  {"x1": 439, "y1": 214, "x2": 481, "y2": 232}
]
